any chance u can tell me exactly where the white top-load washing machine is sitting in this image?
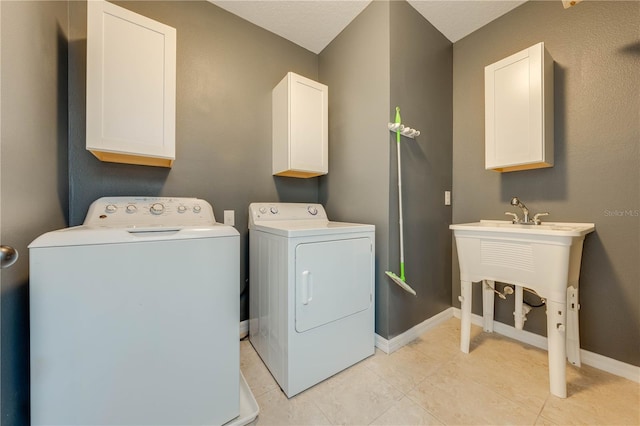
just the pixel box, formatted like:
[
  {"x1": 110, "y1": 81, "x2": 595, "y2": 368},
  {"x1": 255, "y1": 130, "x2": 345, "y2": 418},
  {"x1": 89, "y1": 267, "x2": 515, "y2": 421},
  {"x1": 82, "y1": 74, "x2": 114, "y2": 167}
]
[
  {"x1": 29, "y1": 197, "x2": 256, "y2": 426},
  {"x1": 248, "y1": 203, "x2": 375, "y2": 397}
]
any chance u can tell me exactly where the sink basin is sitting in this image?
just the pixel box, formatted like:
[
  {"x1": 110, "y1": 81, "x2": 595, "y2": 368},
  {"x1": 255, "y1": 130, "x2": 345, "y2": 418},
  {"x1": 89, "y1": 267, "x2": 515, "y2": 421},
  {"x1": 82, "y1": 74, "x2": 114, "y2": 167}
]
[
  {"x1": 450, "y1": 220, "x2": 595, "y2": 300},
  {"x1": 451, "y1": 220, "x2": 595, "y2": 237},
  {"x1": 450, "y1": 219, "x2": 595, "y2": 398}
]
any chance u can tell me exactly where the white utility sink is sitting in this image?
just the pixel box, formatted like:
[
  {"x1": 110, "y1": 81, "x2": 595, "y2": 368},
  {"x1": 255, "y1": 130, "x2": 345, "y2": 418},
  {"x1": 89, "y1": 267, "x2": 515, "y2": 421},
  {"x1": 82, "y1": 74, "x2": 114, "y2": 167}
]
[
  {"x1": 450, "y1": 220, "x2": 595, "y2": 398},
  {"x1": 452, "y1": 220, "x2": 595, "y2": 236}
]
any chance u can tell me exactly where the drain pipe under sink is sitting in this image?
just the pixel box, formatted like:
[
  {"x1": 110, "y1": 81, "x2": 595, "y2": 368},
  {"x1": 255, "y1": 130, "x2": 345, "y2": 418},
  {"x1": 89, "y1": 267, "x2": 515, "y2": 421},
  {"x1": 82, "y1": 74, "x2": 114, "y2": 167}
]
[{"x1": 514, "y1": 286, "x2": 532, "y2": 329}]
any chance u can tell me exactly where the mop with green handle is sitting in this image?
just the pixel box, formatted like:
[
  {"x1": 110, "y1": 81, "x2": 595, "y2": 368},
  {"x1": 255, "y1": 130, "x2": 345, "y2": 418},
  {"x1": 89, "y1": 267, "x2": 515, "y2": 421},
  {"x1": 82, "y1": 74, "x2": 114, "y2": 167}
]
[{"x1": 386, "y1": 107, "x2": 417, "y2": 296}]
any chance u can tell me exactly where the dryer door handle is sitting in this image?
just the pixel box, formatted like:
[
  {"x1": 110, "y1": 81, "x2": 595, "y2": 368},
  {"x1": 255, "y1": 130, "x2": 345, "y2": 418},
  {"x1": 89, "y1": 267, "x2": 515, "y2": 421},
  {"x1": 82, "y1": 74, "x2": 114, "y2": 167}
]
[{"x1": 301, "y1": 270, "x2": 313, "y2": 305}]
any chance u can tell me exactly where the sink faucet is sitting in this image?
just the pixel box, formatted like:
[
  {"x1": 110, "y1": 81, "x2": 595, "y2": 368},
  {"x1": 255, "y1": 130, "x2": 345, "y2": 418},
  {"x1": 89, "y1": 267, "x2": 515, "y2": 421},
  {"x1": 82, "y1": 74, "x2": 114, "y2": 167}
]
[
  {"x1": 510, "y1": 197, "x2": 530, "y2": 223},
  {"x1": 506, "y1": 197, "x2": 549, "y2": 225}
]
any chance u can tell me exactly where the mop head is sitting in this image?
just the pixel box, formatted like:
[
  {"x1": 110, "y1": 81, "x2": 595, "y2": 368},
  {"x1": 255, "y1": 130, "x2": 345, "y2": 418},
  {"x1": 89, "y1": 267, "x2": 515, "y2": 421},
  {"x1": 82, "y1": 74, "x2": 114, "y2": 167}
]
[{"x1": 385, "y1": 271, "x2": 417, "y2": 296}]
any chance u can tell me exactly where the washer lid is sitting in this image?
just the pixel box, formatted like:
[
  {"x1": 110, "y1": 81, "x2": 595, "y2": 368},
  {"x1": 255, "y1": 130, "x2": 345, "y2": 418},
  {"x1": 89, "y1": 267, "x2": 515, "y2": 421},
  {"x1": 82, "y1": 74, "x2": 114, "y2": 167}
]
[
  {"x1": 29, "y1": 225, "x2": 238, "y2": 249},
  {"x1": 251, "y1": 220, "x2": 374, "y2": 238}
]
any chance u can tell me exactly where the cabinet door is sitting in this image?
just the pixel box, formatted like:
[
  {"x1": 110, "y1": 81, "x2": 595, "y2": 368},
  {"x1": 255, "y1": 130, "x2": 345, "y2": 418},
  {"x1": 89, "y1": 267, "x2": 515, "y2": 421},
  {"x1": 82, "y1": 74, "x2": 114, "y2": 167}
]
[
  {"x1": 272, "y1": 72, "x2": 328, "y2": 178},
  {"x1": 290, "y1": 75, "x2": 328, "y2": 174},
  {"x1": 86, "y1": 1, "x2": 176, "y2": 167},
  {"x1": 485, "y1": 43, "x2": 553, "y2": 172}
]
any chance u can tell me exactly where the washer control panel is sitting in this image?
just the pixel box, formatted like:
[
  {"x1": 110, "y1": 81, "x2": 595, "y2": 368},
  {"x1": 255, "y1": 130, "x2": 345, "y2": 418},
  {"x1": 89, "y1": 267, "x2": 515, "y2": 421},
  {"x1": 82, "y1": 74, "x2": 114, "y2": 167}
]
[
  {"x1": 249, "y1": 203, "x2": 327, "y2": 226},
  {"x1": 84, "y1": 197, "x2": 216, "y2": 228}
]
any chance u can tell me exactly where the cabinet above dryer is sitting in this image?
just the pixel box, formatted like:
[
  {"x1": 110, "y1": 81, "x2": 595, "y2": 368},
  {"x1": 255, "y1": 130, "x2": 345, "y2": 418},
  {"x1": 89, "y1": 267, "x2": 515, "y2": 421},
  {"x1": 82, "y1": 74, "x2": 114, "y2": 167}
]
[{"x1": 272, "y1": 72, "x2": 328, "y2": 178}]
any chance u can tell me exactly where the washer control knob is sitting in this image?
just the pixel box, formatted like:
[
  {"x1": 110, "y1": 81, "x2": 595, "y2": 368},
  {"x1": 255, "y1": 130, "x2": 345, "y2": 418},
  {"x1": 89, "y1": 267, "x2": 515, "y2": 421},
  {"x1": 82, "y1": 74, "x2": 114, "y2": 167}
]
[
  {"x1": 259, "y1": 207, "x2": 267, "y2": 214},
  {"x1": 307, "y1": 206, "x2": 318, "y2": 216},
  {"x1": 125, "y1": 205, "x2": 137, "y2": 214},
  {"x1": 105, "y1": 204, "x2": 117, "y2": 214},
  {"x1": 193, "y1": 205, "x2": 202, "y2": 213},
  {"x1": 177, "y1": 205, "x2": 187, "y2": 213},
  {"x1": 270, "y1": 206, "x2": 279, "y2": 214},
  {"x1": 150, "y1": 203, "x2": 165, "y2": 215}
]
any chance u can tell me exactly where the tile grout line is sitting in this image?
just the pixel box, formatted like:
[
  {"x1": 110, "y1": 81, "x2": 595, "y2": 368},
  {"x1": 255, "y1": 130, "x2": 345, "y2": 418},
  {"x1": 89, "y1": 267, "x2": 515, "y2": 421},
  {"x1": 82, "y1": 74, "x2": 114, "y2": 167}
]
[
  {"x1": 402, "y1": 353, "x2": 461, "y2": 426},
  {"x1": 361, "y1": 354, "x2": 443, "y2": 426},
  {"x1": 403, "y1": 389, "x2": 448, "y2": 426},
  {"x1": 533, "y1": 393, "x2": 552, "y2": 425}
]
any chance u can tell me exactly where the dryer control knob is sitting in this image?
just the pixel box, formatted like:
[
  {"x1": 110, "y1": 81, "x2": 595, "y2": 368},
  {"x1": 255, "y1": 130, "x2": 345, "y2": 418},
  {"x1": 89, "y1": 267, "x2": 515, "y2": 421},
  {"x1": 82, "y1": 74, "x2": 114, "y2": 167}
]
[
  {"x1": 150, "y1": 203, "x2": 165, "y2": 215},
  {"x1": 270, "y1": 206, "x2": 279, "y2": 214},
  {"x1": 259, "y1": 207, "x2": 267, "y2": 214},
  {"x1": 307, "y1": 206, "x2": 318, "y2": 216},
  {"x1": 177, "y1": 205, "x2": 187, "y2": 213},
  {"x1": 105, "y1": 204, "x2": 117, "y2": 214},
  {"x1": 193, "y1": 205, "x2": 202, "y2": 213},
  {"x1": 126, "y1": 205, "x2": 137, "y2": 214}
]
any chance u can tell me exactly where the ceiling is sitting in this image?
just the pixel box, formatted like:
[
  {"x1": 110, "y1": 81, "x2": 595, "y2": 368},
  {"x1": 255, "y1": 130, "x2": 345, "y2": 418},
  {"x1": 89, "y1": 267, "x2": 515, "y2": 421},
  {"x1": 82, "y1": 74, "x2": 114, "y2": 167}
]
[{"x1": 209, "y1": 0, "x2": 528, "y2": 54}]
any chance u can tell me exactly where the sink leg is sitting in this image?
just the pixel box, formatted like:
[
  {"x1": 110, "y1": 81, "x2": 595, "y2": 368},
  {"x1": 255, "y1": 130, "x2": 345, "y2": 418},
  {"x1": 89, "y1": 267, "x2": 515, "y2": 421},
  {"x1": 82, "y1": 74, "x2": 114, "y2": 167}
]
[
  {"x1": 459, "y1": 280, "x2": 472, "y2": 353},
  {"x1": 546, "y1": 300, "x2": 567, "y2": 398},
  {"x1": 482, "y1": 280, "x2": 495, "y2": 332},
  {"x1": 566, "y1": 286, "x2": 581, "y2": 367}
]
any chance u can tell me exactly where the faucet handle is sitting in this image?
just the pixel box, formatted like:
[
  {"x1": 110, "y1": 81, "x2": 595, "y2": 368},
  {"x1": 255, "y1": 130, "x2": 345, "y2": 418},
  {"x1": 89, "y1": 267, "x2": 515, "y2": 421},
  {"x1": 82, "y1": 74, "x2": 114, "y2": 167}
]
[
  {"x1": 532, "y1": 212, "x2": 549, "y2": 225},
  {"x1": 505, "y1": 212, "x2": 519, "y2": 224}
]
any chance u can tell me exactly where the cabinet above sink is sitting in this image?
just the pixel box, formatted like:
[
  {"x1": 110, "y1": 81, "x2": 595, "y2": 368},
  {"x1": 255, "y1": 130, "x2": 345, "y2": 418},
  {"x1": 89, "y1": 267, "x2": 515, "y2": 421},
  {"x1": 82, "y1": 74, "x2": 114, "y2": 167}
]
[{"x1": 485, "y1": 42, "x2": 554, "y2": 172}]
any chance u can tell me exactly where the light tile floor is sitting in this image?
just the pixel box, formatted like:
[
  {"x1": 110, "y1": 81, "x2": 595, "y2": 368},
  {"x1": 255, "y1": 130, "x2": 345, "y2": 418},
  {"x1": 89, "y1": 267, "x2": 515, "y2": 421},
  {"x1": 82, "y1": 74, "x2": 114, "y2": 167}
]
[{"x1": 241, "y1": 318, "x2": 640, "y2": 425}]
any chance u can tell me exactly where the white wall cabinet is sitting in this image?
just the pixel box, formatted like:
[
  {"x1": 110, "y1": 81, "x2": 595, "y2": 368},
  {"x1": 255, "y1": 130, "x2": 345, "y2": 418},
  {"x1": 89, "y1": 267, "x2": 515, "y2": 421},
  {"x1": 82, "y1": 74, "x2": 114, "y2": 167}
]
[
  {"x1": 273, "y1": 72, "x2": 328, "y2": 178},
  {"x1": 86, "y1": 1, "x2": 176, "y2": 168},
  {"x1": 485, "y1": 42, "x2": 553, "y2": 172}
]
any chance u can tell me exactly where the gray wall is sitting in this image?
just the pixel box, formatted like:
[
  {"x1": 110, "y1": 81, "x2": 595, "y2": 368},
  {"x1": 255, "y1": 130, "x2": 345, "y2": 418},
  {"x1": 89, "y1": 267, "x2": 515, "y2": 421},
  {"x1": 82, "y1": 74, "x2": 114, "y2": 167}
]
[
  {"x1": 68, "y1": 1, "x2": 321, "y2": 322},
  {"x1": 388, "y1": 0, "x2": 452, "y2": 338},
  {"x1": 319, "y1": 1, "x2": 453, "y2": 339},
  {"x1": 452, "y1": 1, "x2": 640, "y2": 366},
  {"x1": 1, "y1": 2, "x2": 69, "y2": 424},
  {"x1": 319, "y1": 1, "x2": 392, "y2": 337}
]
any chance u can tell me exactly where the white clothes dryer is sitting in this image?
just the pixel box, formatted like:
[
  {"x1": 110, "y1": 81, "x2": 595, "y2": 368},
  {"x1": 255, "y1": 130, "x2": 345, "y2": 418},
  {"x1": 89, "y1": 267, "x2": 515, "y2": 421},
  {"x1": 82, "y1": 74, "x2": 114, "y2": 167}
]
[
  {"x1": 29, "y1": 197, "x2": 256, "y2": 426},
  {"x1": 248, "y1": 203, "x2": 375, "y2": 397}
]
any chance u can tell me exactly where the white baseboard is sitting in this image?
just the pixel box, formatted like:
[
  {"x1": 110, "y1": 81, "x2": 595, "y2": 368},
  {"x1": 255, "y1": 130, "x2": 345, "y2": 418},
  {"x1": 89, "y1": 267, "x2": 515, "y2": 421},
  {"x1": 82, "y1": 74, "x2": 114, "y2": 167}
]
[
  {"x1": 240, "y1": 320, "x2": 249, "y2": 339},
  {"x1": 580, "y1": 350, "x2": 640, "y2": 383},
  {"x1": 451, "y1": 307, "x2": 639, "y2": 384},
  {"x1": 375, "y1": 308, "x2": 455, "y2": 354}
]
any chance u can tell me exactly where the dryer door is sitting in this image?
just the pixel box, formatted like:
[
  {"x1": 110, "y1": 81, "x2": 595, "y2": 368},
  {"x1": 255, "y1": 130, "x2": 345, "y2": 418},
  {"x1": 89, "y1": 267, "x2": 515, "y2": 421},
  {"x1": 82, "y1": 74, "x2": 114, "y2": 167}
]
[{"x1": 295, "y1": 237, "x2": 372, "y2": 333}]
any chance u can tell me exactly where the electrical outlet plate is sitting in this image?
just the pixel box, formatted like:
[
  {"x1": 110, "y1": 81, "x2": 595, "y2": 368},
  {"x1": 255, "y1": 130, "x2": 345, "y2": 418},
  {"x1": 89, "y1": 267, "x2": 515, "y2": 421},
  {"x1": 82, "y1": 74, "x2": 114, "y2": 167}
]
[
  {"x1": 445, "y1": 191, "x2": 451, "y2": 206},
  {"x1": 224, "y1": 210, "x2": 235, "y2": 226}
]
